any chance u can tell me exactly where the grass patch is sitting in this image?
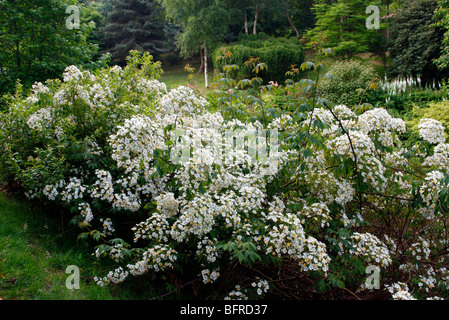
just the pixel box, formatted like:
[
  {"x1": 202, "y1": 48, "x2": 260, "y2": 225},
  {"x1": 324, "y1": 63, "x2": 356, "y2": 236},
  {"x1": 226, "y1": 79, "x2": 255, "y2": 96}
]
[
  {"x1": 0, "y1": 192, "x2": 163, "y2": 300},
  {"x1": 159, "y1": 57, "x2": 214, "y2": 96}
]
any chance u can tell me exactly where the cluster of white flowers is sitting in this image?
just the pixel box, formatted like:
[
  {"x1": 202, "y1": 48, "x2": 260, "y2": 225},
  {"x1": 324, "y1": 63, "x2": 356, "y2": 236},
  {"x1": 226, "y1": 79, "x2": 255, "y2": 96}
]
[
  {"x1": 42, "y1": 180, "x2": 65, "y2": 201},
  {"x1": 349, "y1": 232, "x2": 392, "y2": 267},
  {"x1": 89, "y1": 83, "x2": 114, "y2": 107},
  {"x1": 385, "y1": 282, "x2": 416, "y2": 300},
  {"x1": 134, "y1": 78, "x2": 168, "y2": 97},
  {"x1": 300, "y1": 202, "x2": 332, "y2": 228},
  {"x1": 158, "y1": 85, "x2": 208, "y2": 114},
  {"x1": 100, "y1": 218, "x2": 115, "y2": 236},
  {"x1": 90, "y1": 170, "x2": 114, "y2": 202},
  {"x1": 419, "y1": 170, "x2": 445, "y2": 219},
  {"x1": 358, "y1": 108, "x2": 406, "y2": 137},
  {"x1": 155, "y1": 192, "x2": 179, "y2": 217},
  {"x1": 417, "y1": 268, "x2": 437, "y2": 293},
  {"x1": 263, "y1": 206, "x2": 305, "y2": 257},
  {"x1": 358, "y1": 108, "x2": 406, "y2": 148},
  {"x1": 379, "y1": 75, "x2": 420, "y2": 96},
  {"x1": 408, "y1": 237, "x2": 431, "y2": 262},
  {"x1": 27, "y1": 108, "x2": 52, "y2": 131},
  {"x1": 251, "y1": 278, "x2": 270, "y2": 296},
  {"x1": 111, "y1": 189, "x2": 141, "y2": 212},
  {"x1": 108, "y1": 243, "x2": 126, "y2": 262},
  {"x1": 94, "y1": 266, "x2": 129, "y2": 287},
  {"x1": 31, "y1": 82, "x2": 50, "y2": 95},
  {"x1": 335, "y1": 179, "x2": 355, "y2": 207},
  {"x1": 418, "y1": 118, "x2": 446, "y2": 144},
  {"x1": 170, "y1": 195, "x2": 218, "y2": 242},
  {"x1": 132, "y1": 213, "x2": 170, "y2": 243},
  {"x1": 127, "y1": 244, "x2": 178, "y2": 275},
  {"x1": 304, "y1": 105, "x2": 357, "y2": 136},
  {"x1": 61, "y1": 177, "x2": 85, "y2": 203},
  {"x1": 63, "y1": 65, "x2": 83, "y2": 82},
  {"x1": 340, "y1": 211, "x2": 364, "y2": 228},
  {"x1": 423, "y1": 143, "x2": 449, "y2": 172},
  {"x1": 224, "y1": 285, "x2": 248, "y2": 300},
  {"x1": 333, "y1": 104, "x2": 357, "y2": 120},
  {"x1": 196, "y1": 237, "x2": 220, "y2": 263},
  {"x1": 201, "y1": 268, "x2": 220, "y2": 284},
  {"x1": 298, "y1": 236, "x2": 330, "y2": 273},
  {"x1": 78, "y1": 202, "x2": 93, "y2": 224},
  {"x1": 109, "y1": 114, "x2": 167, "y2": 174},
  {"x1": 327, "y1": 129, "x2": 375, "y2": 161}
]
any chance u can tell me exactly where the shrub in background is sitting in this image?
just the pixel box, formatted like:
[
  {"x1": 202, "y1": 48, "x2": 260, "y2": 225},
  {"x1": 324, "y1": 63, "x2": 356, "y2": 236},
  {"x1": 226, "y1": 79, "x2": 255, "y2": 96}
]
[
  {"x1": 317, "y1": 60, "x2": 379, "y2": 106},
  {"x1": 407, "y1": 101, "x2": 449, "y2": 138},
  {"x1": 212, "y1": 35, "x2": 305, "y2": 83}
]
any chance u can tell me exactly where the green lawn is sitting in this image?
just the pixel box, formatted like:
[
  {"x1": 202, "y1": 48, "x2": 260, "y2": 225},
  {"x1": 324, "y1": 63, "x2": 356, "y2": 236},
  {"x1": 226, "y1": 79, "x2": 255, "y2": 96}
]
[
  {"x1": 157, "y1": 51, "x2": 387, "y2": 95},
  {"x1": 0, "y1": 192, "x2": 162, "y2": 300},
  {"x1": 160, "y1": 57, "x2": 215, "y2": 94}
]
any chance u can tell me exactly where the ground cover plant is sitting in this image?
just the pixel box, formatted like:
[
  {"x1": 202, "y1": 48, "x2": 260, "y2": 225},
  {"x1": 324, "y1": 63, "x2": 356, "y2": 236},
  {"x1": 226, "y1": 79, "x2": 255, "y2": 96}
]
[{"x1": 1, "y1": 48, "x2": 449, "y2": 301}]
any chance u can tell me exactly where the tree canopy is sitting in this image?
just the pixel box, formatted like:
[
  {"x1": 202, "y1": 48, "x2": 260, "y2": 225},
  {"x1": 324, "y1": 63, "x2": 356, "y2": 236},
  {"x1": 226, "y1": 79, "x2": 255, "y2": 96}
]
[
  {"x1": 100, "y1": 0, "x2": 176, "y2": 65},
  {"x1": 0, "y1": 0, "x2": 106, "y2": 104},
  {"x1": 387, "y1": 0, "x2": 447, "y2": 84}
]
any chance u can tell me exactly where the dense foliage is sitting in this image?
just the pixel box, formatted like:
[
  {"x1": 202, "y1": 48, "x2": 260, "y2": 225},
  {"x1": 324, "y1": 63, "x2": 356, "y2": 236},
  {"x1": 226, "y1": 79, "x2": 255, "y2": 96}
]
[
  {"x1": 2, "y1": 50, "x2": 449, "y2": 300},
  {"x1": 212, "y1": 35, "x2": 305, "y2": 83},
  {"x1": 305, "y1": 0, "x2": 384, "y2": 59},
  {"x1": 387, "y1": 0, "x2": 447, "y2": 85},
  {"x1": 2, "y1": 0, "x2": 449, "y2": 302},
  {"x1": 0, "y1": 0, "x2": 108, "y2": 108},
  {"x1": 316, "y1": 60, "x2": 379, "y2": 107}
]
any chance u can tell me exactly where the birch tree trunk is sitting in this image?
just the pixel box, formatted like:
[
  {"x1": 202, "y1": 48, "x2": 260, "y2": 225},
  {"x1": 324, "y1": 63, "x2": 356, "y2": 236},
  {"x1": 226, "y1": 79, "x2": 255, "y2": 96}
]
[
  {"x1": 244, "y1": 9, "x2": 249, "y2": 35},
  {"x1": 198, "y1": 45, "x2": 204, "y2": 74},
  {"x1": 253, "y1": 4, "x2": 258, "y2": 35},
  {"x1": 204, "y1": 45, "x2": 208, "y2": 88}
]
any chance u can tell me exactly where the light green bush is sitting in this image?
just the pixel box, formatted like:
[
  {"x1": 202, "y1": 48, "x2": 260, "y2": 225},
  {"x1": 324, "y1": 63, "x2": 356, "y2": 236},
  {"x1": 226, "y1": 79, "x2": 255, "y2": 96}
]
[
  {"x1": 317, "y1": 60, "x2": 379, "y2": 106},
  {"x1": 407, "y1": 101, "x2": 449, "y2": 137}
]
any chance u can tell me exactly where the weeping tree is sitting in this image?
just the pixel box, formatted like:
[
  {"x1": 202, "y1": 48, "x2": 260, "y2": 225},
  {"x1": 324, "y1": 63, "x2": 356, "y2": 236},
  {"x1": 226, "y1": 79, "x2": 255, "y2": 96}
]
[{"x1": 159, "y1": 0, "x2": 230, "y2": 87}]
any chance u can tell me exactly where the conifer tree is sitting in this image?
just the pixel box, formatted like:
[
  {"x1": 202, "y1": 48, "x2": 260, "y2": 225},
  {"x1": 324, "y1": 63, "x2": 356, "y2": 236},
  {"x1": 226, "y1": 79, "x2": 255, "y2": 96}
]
[{"x1": 100, "y1": 0, "x2": 175, "y2": 65}]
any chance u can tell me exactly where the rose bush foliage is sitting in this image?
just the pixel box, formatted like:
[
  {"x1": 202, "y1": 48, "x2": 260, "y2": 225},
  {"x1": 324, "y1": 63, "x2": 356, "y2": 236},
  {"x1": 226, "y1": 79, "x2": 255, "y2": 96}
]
[{"x1": 1, "y1": 51, "x2": 449, "y2": 300}]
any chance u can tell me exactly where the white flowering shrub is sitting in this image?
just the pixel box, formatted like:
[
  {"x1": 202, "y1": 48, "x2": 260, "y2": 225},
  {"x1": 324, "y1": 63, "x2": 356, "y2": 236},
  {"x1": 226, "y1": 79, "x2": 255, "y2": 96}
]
[{"x1": 1, "y1": 49, "x2": 449, "y2": 300}]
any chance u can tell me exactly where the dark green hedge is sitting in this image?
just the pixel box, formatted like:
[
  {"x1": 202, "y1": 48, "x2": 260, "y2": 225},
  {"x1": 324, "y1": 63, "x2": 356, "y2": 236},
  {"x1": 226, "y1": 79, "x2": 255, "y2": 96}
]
[{"x1": 212, "y1": 35, "x2": 305, "y2": 83}]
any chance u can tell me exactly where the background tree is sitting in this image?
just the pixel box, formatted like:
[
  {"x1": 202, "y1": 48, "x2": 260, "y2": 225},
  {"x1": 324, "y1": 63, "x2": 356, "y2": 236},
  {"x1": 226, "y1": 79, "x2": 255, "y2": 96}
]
[
  {"x1": 100, "y1": 0, "x2": 175, "y2": 66},
  {"x1": 434, "y1": 0, "x2": 449, "y2": 72},
  {"x1": 223, "y1": 0, "x2": 307, "y2": 38},
  {"x1": 0, "y1": 0, "x2": 106, "y2": 107},
  {"x1": 387, "y1": 0, "x2": 447, "y2": 84},
  {"x1": 160, "y1": 0, "x2": 231, "y2": 87},
  {"x1": 285, "y1": 0, "x2": 315, "y2": 38},
  {"x1": 305, "y1": 0, "x2": 384, "y2": 59}
]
